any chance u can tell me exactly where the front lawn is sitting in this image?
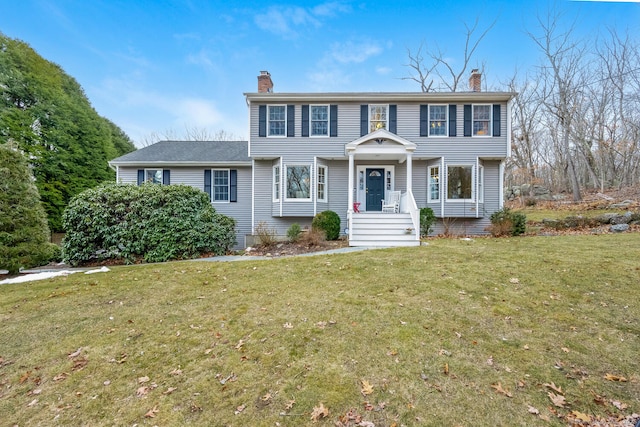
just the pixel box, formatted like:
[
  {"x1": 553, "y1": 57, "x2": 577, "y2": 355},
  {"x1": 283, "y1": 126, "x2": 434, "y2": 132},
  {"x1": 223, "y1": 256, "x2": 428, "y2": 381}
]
[{"x1": 1, "y1": 234, "x2": 638, "y2": 426}]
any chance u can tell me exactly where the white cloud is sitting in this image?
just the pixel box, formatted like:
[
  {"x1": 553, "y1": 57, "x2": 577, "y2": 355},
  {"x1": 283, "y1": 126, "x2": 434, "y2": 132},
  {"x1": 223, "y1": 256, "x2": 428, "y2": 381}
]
[
  {"x1": 174, "y1": 98, "x2": 224, "y2": 128},
  {"x1": 375, "y1": 66, "x2": 393, "y2": 75},
  {"x1": 254, "y1": 2, "x2": 350, "y2": 38},
  {"x1": 312, "y1": 1, "x2": 352, "y2": 16},
  {"x1": 329, "y1": 40, "x2": 383, "y2": 64}
]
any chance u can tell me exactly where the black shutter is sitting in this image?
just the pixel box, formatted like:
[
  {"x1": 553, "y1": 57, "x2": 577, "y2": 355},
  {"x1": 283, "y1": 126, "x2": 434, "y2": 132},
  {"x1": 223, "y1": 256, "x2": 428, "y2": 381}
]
[
  {"x1": 449, "y1": 104, "x2": 457, "y2": 137},
  {"x1": 493, "y1": 104, "x2": 501, "y2": 137},
  {"x1": 360, "y1": 105, "x2": 368, "y2": 136},
  {"x1": 419, "y1": 105, "x2": 428, "y2": 137},
  {"x1": 230, "y1": 170, "x2": 237, "y2": 202},
  {"x1": 330, "y1": 105, "x2": 338, "y2": 137},
  {"x1": 463, "y1": 104, "x2": 472, "y2": 137},
  {"x1": 204, "y1": 170, "x2": 211, "y2": 201},
  {"x1": 258, "y1": 105, "x2": 266, "y2": 137},
  {"x1": 162, "y1": 170, "x2": 170, "y2": 185},
  {"x1": 137, "y1": 169, "x2": 144, "y2": 185},
  {"x1": 287, "y1": 104, "x2": 295, "y2": 137},
  {"x1": 389, "y1": 104, "x2": 397, "y2": 133},
  {"x1": 301, "y1": 105, "x2": 309, "y2": 137}
]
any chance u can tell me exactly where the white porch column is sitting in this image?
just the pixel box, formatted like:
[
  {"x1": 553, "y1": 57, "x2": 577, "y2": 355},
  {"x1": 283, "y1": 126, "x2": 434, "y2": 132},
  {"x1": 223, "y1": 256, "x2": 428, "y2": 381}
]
[
  {"x1": 348, "y1": 152, "x2": 355, "y2": 213},
  {"x1": 406, "y1": 153, "x2": 413, "y2": 194}
]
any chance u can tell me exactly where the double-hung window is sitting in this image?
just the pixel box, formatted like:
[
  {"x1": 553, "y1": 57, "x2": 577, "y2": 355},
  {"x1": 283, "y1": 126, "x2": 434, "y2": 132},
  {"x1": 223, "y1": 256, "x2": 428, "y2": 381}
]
[
  {"x1": 429, "y1": 105, "x2": 447, "y2": 136},
  {"x1": 268, "y1": 105, "x2": 286, "y2": 136},
  {"x1": 212, "y1": 169, "x2": 230, "y2": 202},
  {"x1": 145, "y1": 169, "x2": 163, "y2": 184},
  {"x1": 273, "y1": 165, "x2": 280, "y2": 201},
  {"x1": 286, "y1": 165, "x2": 311, "y2": 200},
  {"x1": 428, "y1": 166, "x2": 440, "y2": 201},
  {"x1": 447, "y1": 165, "x2": 473, "y2": 200},
  {"x1": 311, "y1": 105, "x2": 329, "y2": 136},
  {"x1": 369, "y1": 104, "x2": 387, "y2": 132},
  {"x1": 473, "y1": 105, "x2": 491, "y2": 136},
  {"x1": 317, "y1": 166, "x2": 327, "y2": 202}
]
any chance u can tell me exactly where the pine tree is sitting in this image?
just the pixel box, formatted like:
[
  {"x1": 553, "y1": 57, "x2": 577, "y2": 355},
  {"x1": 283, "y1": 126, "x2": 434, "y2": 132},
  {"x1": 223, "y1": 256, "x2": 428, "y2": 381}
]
[{"x1": 0, "y1": 143, "x2": 55, "y2": 274}]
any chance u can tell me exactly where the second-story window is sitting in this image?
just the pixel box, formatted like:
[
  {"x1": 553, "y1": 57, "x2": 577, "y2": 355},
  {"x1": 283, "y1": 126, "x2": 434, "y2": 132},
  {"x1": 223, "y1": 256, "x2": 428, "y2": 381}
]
[
  {"x1": 311, "y1": 105, "x2": 328, "y2": 136},
  {"x1": 473, "y1": 105, "x2": 491, "y2": 136},
  {"x1": 268, "y1": 105, "x2": 286, "y2": 136},
  {"x1": 369, "y1": 104, "x2": 387, "y2": 132},
  {"x1": 429, "y1": 105, "x2": 447, "y2": 136}
]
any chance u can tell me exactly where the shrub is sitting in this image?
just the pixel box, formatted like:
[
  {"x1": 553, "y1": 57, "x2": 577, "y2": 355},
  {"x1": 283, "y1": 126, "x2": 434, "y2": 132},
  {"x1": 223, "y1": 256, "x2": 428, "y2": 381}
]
[
  {"x1": 312, "y1": 210, "x2": 341, "y2": 241},
  {"x1": 302, "y1": 228, "x2": 325, "y2": 246},
  {"x1": 255, "y1": 221, "x2": 277, "y2": 247},
  {"x1": 419, "y1": 207, "x2": 436, "y2": 237},
  {"x1": 0, "y1": 144, "x2": 54, "y2": 274},
  {"x1": 287, "y1": 223, "x2": 302, "y2": 243},
  {"x1": 489, "y1": 207, "x2": 526, "y2": 237},
  {"x1": 62, "y1": 183, "x2": 236, "y2": 266}
]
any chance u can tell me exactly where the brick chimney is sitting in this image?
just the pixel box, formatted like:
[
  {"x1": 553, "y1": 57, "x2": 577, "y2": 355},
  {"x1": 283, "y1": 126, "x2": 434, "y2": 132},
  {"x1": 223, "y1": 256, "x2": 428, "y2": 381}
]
[
  {"x1": 258, "y1": 71, "x2": 273, "y2": 93},
  {"x1": 469, "y1": 69, "x2": 481, "y2": 92}
]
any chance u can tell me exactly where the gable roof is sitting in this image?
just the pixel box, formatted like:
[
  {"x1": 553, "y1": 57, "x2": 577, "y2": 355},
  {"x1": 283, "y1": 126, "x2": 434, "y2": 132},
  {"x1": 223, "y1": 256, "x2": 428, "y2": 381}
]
[{"x1": 109, "y1": 140, "x2": 251, "y2": 167}]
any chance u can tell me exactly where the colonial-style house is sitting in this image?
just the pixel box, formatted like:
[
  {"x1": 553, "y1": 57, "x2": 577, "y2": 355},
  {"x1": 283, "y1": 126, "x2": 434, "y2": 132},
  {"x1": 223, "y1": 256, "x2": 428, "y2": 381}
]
[{"x1": 109, "y1": 71, "x2": 515, "y2": 248}]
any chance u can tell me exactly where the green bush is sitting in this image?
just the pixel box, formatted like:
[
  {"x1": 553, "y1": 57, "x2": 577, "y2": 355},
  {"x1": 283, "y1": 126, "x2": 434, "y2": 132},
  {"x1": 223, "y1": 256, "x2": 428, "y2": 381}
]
[
  {"x1": 419, "y1": 207, "x2": 436, "y2": 237},
  {"x1": 62, "y1": 183, "x2": 236, "y2": 266},
  {"x1": 489, "y1": 207, "x2": 527, "y2": 237},
  {"x1": 312, "y1": 210, "x2": 341, "y2": 241},
  {"x1": 287, "y1": 223, "x2": 302, "y2": 243},
  {"x1": 0, "y1": 144, "x2": 54, "y2": 274}
]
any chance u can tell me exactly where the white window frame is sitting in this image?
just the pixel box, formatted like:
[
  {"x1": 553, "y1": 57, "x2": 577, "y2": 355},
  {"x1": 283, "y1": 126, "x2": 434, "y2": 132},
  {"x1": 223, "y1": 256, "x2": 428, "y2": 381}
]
[
  {"x1": 369, "y1": 104, "x2": 388, "y2": 132},
  {"x1": 272, "y1": 165, "x2": 280, "y2": 202},
  {"x1": 144, "y1": 169, "x2": 163, "y2": 184},
  {"x1": 317, "y1": 165, "x2": 328, "y2": 202},
  {"x1": 478, "y1": 165, "x2": 484, "y2": 203},
  {"x1": 285, "y1": 164, "x2": 312, "y2": 201},
  {"x1": 310, "y1": 105, "x2": 329, "y2": 137},
  {"x1": 268, "y1": 105, "x2": 286, "y2": 137},
  {"x1": 212, "y1": 169, "x2": 230, "y2": 203},
  {"x1": 472, "y1": 104, "x2": 492, "y2": 137},
  {"x1": 446, "y1": 165, "x2": 475, "y2": 202},
  {"x1": 428, "y1": 166, "x2": 440, "y2": 202},
  {"x1": 429, "y1": 105, "x2": 448, "y2": 137}
]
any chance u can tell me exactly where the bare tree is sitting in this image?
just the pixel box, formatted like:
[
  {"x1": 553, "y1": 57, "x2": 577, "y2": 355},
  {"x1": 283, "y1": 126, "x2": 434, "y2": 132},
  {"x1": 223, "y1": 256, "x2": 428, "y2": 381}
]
[
  {"x1": 403, "y1": 17, "x2": 496, "y2": 92},
  {"x1": 140, "y1": 126, "x2": 241, "y2": 147}
]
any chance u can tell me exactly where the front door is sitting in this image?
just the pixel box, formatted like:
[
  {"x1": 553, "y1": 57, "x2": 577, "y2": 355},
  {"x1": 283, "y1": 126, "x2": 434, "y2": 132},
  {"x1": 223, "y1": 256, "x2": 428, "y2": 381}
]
[{"x1": 365, "y1": 168, "x2": 384, "y2": 211}]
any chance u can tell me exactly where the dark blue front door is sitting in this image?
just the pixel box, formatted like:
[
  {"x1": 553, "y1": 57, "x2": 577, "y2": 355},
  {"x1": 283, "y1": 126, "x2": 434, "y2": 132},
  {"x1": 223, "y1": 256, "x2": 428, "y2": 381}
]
[{"x1": 366, "y1": 168, "x2": 384, "y2": 211}]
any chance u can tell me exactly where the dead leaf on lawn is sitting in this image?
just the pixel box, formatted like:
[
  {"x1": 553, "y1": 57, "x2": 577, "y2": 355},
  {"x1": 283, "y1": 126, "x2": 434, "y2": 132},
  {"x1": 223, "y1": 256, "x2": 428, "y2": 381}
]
[
  {"x1": 561, "y1": 347, "x2": 570, "y2": 353},
  {"x1": 71, "y1": 357, "x2": 88, "y2": 372},
  {"x1": 136, "y1": 386, "x2": 150, "y2": 397},
  {"x1": 509, "y1": 278, "x2": 520, "y2": 284},
  {"x1": 527, "y1": 405, "x2": 540, "y2": 415},
  {"x1": 67, "y1": 348, "x2": 82, "y2": 358},
  {"x1": 53, "y1": 372, "x2": 69, "y2": 382},
  {"x1": 234, "y1": 404, "x2": 246, "y2": 415},
  {"x1": 611, "y1": 400, "x2": 628, "y2": 410},
  {"x1": 443, "y1": 363, "x2": 449, "y2": 375},
  {"x1": 571, "y1": 411, "x2": 592, "y2": 422},
  {"x1": 548, "y1": 391, "x2": 566, "y2": 407},
  {"x1": 491, "y1": 382, "x2": 513, "y2": 398},
  {"x1": 487, "y1": 356, "x2": 494, "y2": 366},
  {"x1": 138, "y1": 376, "x2": 150, "y2": 384},
  {"x1": 235, "y1": 339, "x2": 245, "y2": 350},
  {"x1": 311, "y1": 402, "x2": 329, "y2": 422},
  {"x1": 284, "y1": 399, "x2": 295, "y2": 411},
  {"x1": 19, "y1": 371, "x2": 31, "y2": 384},
  {"x1": 163, "y1": 387, "x2": 177, "y2": 395},
  {"x1": 144, "y1": 405, "x2": 159, "y2": 418},
  {"x1": 116, "y1": 353, "x2": 128, "y2": 364},
  {"x1": 27, "y1": 398, "x2": 38, "y2": 407},
  {"x1": 283, "y1": 322, "x2": 293, "y2": 329},
  {"x1": 604, "y1": 373, "x2": 627, "y2": 382},
  {"x1": 169, "y1": 368, "x2": 182, "y2": 376},
  {"x1": 543, "y1": 382, "x2": 563, "y2": 394},
  {"x1": 261, "y1": 392, "x2": 272, "y2": 402},
  {"x1": 361, "y1": 379, "x2": 374, "y2": 396}
]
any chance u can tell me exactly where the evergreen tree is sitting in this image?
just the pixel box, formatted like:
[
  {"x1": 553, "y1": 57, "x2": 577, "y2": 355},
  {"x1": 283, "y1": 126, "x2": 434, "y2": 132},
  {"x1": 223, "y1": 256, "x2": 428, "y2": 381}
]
[
  {"x1": 0, "y1": 143, "x2": 55, "y2": 275},
  {"x1": 0, "y1": 33, "x2": 136, "y2": 231}
]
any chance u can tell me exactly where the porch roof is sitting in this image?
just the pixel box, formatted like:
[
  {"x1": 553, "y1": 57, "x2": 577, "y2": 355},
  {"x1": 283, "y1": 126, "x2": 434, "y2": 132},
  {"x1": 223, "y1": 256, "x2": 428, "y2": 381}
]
[{"x1": 345, "y1": 129, "x2": 416, "y2": 162}]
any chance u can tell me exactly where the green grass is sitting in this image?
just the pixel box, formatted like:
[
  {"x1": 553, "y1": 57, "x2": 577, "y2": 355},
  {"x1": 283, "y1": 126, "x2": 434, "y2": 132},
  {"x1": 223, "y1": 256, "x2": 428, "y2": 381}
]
[
  {"x1": 1, "y1": 234, "x2": 639, "y2": 426},
  {"x1": 514, "y1": 206, "x2": 628, "y2": 223}
]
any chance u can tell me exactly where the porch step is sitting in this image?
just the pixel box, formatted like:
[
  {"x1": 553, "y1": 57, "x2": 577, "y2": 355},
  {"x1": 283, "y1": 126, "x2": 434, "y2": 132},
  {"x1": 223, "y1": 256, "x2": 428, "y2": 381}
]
[{"x1": 349, "y1": 213, "x2": 420, "y2": 247}]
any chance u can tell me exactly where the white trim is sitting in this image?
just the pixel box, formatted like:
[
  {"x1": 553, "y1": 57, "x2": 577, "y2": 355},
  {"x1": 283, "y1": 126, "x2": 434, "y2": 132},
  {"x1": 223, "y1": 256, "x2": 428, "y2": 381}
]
[
  {"x1": 440, "y1": 157, "x2": 445, "y2": 216},
  {"x1": 506, "y1": 100, "x2": 513, "y2": 158},
  {"x1": 143, "y1": 168, "x2": 163, "y2": 184},
  {"x1": 475, "y1": 158, "x2": 479, "y2": 217},
  {"x1": 471, "y1": 104, "x2": 492, "y2": 137},
  {"x1": 309, "y1": 104, "x2": 330, "y2": 137},
  {"x1": 445, "y1": 164, "x2": 475, "y2": 202},
  {"x1": 211, "y1": 168, "x2": 231, "y2": 203},
  {"x1": 278, "y1": 158, "x2": 283, "y2": 216},
  {"x1": 427, "y1": 165, "x2": 440, "y2": 203},
  {"x1": 317, "y1": 164, "x2": 328, "y2": 203},
  {"x1": 284, "y1": 164, "x2": 312, "y2": 202},
  {"x1": 267, "y1": 104, "x2": 287, "y2": 137},
  {"x1": 478, "y1": 163, "x2": 484, "y2": 204},
  {"x1": 499, "y1": 161, "x2": 505, "y2": 209},
  {"x1": 428, "y1": 104, "x2": 448, "y2": 137},
  {"x1": 356, "y1": 164, "x2": 395, "y2": 211},
  {"x1": 313, "y1": 157, "x2": 317, "y2": 215},
  {"x1": 251, "y1": 159, "x2": 255, "y2": 233},
  {"x1": 272, "y1": 164, "x2": 280, "y2": 202}
]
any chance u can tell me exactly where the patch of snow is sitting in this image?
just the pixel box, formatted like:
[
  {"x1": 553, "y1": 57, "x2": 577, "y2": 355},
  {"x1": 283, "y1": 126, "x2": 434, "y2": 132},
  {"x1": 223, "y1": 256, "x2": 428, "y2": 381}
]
[
  {"x1": 84, "y1": 266, "x2": 110, "y2": 274},
  {"x1": 0, "y1": 270, "x2": 78, "y2": 285}
]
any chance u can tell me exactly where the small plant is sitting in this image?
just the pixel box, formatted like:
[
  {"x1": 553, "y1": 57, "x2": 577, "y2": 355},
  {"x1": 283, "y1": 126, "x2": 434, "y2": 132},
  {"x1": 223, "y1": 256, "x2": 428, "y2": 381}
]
[
  {"x1": 255, "y1": 221, "x2": 278, "y2": 247},
  {"x1": 286, "y1": 223, "x2": 302, "y2": 243},
  {"x1": 302, "y1": 228, "x2": 325, "y2": 246},
  {"x1": 312, "y1": 210, "x2": 341, "y2": 241},
  {"x1": 441, "y1": 217, "x2": 458, "y2": 237},
  {"x1": 419, "y1": 207, "x2": 436, "y2": 237},
  {"x1": 489, "y1": 207, "x2": 526, "y2": 237}
]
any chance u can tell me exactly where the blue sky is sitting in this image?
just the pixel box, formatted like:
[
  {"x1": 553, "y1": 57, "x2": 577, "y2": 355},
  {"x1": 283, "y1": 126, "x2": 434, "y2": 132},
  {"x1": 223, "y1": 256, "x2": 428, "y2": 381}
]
[{"x1": 2, "y1": 0, "x2": 639, "y2": 146}]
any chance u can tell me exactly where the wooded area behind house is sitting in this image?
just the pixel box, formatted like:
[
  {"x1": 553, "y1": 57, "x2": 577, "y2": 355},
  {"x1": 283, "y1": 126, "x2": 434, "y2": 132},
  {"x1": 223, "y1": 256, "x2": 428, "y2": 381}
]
[{"x1": 0, "y1": 33, "x2": 136, "y2": 231}]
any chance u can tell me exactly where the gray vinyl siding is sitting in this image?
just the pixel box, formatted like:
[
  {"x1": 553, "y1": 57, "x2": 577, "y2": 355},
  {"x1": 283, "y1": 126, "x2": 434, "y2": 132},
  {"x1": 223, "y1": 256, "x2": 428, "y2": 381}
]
[{"x1": 115, "y1": 166, "x2": 251, "y2": 249}]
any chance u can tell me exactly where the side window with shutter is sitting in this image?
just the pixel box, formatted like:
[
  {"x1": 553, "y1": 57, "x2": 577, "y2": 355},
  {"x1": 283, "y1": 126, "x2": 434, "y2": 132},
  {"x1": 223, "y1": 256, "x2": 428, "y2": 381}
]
[
  {"x1": 258, "y1": 105, "x2": 266, "y2": 137},
  {"x1": 360, "y1": 105, "x2": 368, "y2": 136},
  {"x1": 204, "y1": 170, "x2": 212, "y2": 201}
]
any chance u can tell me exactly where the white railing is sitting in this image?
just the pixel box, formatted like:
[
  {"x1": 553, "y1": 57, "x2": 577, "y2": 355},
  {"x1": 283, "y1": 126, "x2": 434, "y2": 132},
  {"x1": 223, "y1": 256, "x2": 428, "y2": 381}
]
[{"x1": 400, "y1": 190, "x2": 420, "y2": 241}]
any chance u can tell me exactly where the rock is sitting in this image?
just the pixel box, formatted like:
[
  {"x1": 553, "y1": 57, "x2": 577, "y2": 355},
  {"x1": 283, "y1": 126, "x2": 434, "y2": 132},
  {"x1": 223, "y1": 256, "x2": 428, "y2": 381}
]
[
  {"x1": 611, "y1": 212, "x2": 633, "y2": 225},
  {"x1": 609, "y1": 200, "x2": 634, "y2": 209},
  {"x1": 610, "y1": 224, "x2": 629, "y2": 233},
  {"x1": 596, "y1": 213, "x2": 621, "y2": 224}
]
